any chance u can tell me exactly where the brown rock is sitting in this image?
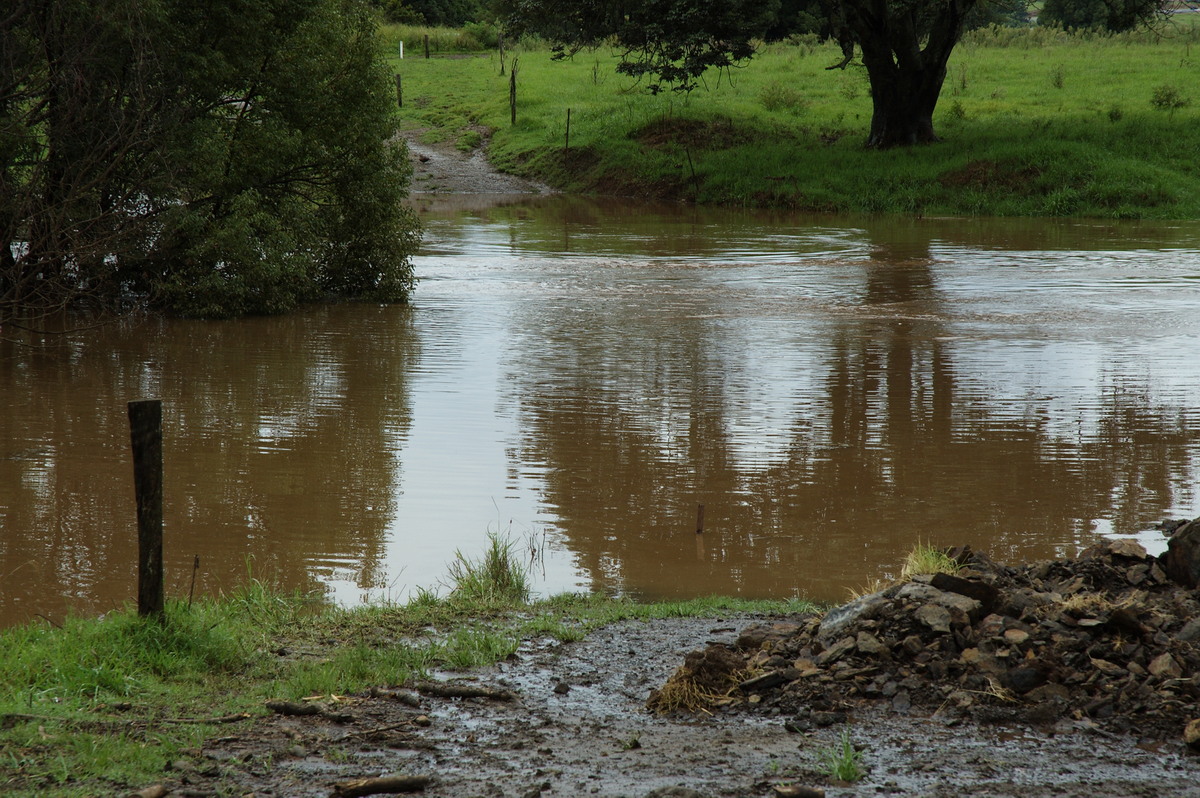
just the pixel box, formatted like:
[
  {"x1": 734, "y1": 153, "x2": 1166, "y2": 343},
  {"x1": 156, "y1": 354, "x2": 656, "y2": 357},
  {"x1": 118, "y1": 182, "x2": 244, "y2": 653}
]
[
  {"x1": 815, "y1": 636, "x2": 856, "y2": 667},
  {"x1": 1003, "y1": 628, "x2": 1031, "y2": 646},
  {"x1": 1148, "y1": 653, "x2": 1183, "y2": 679},
  {"x1": 1090, "y1": 658, "x2": 1126, "y2": 677},
  {"x1": 1185, "y1": 719, "x2": 1200, "y2": 750},
  {"x1": 855, "y1": 631, "x2": 887, "y2": 656}
]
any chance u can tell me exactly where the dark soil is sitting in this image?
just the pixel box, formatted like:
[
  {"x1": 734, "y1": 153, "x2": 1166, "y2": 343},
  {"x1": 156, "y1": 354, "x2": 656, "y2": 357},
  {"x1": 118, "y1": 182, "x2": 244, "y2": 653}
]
[{"x1": 149, "y1": 535, "x2": 1200, "y2": 798}]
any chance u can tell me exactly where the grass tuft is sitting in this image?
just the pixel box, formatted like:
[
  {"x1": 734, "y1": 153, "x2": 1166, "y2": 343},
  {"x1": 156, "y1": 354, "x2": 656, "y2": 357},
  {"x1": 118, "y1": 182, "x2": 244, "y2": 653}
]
[
  {"x1": 899, "y1": 544, "x2": 962, "y2": 581},
  {"x1": 817, "y1": 728, "x2": 866, "y2": 783},
  {"x1": 445, "y1": 532, "x2": 532, "y2": 606}
]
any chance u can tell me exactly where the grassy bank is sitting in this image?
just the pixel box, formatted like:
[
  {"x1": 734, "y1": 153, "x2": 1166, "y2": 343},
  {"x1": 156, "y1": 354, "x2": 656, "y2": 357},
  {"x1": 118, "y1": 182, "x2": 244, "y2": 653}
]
[
  {"x1": 390, "y1": 22, "x2": 1200, "y2": 218},
  {"x1": 0, "y1": 538, "x2": 813, "y2": 797}
]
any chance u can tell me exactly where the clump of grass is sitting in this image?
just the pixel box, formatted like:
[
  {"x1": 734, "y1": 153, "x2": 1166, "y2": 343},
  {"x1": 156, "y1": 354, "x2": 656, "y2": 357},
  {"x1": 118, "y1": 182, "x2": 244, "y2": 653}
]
[
  {"x1": 817, "y1": 728, "x2": 866, "y2": 783},
  {"x1": 900, "y1": 543, "x2": 961, "y2": 581},
  {"x1": 1150, "y1": 84, "x2": 1189, "y2": 114},
  {"x1": 758, "y1": 81, "x2": 809, "y2": 113},
  {"x1": 445, "y1": 532, "x2": 531, "y2": 606}
]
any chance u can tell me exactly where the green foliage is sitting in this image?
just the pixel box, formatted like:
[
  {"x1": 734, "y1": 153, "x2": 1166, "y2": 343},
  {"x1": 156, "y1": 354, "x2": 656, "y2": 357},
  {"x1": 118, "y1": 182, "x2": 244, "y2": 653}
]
[
  {"x1": 499, "y1": 0, "x2": 779, "y2": 93},
  {"x1": 1040, "y1": 0, "x2": 1166, "y2": 32},
  {"x1": 817, "y1": 729, "x2": 867, "y2": 782},
  {"x1": 2, "y1": 0, "x2": 420, "y2": 325}
]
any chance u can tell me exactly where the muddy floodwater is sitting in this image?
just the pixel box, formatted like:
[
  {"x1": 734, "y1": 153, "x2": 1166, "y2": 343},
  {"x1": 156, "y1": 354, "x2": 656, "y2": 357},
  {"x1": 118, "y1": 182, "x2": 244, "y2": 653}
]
[{"x1": 2, "y1": 198, "x2": 1199, "y2": 627}]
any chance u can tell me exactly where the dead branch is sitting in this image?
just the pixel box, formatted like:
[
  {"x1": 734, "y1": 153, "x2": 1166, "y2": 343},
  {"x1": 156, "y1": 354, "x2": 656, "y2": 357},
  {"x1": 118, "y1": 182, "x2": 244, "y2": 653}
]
[{"x1": 331, "y1": 775, "x2": 431, "y2": 797}]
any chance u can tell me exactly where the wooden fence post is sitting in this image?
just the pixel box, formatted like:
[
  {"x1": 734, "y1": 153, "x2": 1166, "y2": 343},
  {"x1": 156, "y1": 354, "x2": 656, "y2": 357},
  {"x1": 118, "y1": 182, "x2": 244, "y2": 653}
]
[
  {"x1": 128, "y1": 400, "x2": 164, "y2": 619},
  {"x1": 499, "y1": 34, "x2": 505, "y2": 76},
  {"x1": 565, "y1": 108, "x2": 571, "y2": 150},
  {"x1": 394, "y1": 74, "x2": 403, "y2": 108},
  {"x1": 509, "y1": 57, "x2": 519, "y2": 125},
  {"x1": 424, "y1": 34, "x2": 430, "y2": 59}
]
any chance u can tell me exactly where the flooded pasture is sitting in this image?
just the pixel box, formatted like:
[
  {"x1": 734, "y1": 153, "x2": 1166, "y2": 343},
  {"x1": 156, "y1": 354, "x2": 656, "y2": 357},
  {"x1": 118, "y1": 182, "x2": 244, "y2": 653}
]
[{"x1": 2, "y1": 197, "x2": 1199, "y2": 626}]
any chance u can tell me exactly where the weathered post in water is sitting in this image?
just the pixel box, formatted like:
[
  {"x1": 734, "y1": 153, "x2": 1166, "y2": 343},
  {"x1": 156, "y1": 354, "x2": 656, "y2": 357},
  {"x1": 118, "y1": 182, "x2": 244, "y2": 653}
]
[{"x1": 128, "y1": 399, "x2": 164, "y2": 618}]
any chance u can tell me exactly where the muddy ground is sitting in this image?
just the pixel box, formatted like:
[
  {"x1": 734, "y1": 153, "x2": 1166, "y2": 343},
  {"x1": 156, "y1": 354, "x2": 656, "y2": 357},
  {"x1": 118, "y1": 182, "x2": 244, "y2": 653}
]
[
  {"x1": 160, "y1": 612, "x2": 1200, "y2": 798},
  {"x1": 142, "y1": 142, "x2": 1200, "y2": 798}
]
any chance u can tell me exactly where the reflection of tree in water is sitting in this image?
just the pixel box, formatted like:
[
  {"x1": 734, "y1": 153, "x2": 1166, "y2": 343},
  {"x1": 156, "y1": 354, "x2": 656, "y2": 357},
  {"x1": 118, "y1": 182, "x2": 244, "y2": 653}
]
[
  {"x1": 511, "y1": 232, "x2": 1198, "y2": 602},
  {"x1": 0, "y1": 305, "x2": 417, "y2": 624}
]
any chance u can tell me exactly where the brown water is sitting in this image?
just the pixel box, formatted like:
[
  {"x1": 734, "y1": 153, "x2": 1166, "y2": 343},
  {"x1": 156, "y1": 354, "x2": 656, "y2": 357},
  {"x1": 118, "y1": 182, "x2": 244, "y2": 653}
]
[{"x1": 3, "y1": 197, "x2": 1199, "y2": 627}]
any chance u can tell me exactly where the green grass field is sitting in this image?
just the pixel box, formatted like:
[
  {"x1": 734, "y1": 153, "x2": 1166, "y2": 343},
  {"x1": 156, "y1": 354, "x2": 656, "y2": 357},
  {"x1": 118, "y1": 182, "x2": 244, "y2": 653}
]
[{"x1": 388, "y1": 21, "x2": 1200, "y2": 218}]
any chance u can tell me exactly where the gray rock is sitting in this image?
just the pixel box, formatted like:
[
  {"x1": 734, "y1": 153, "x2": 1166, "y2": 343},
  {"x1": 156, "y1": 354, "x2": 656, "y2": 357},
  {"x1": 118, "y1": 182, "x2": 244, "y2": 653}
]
[{"x1": 817, "y1": 590, "x2": 891, "y2": 641}]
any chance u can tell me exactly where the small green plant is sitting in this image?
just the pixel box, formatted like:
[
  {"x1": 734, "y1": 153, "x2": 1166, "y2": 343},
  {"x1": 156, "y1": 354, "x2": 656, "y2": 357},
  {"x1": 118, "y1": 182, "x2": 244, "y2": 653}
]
[
  {"x1": 900, "y1": 543, "x2": 961, "y2": 581},
  {"x1": 445, "y1": 532, "x2": 531, "y2": 605},
  {"x1": 946, "y1": 100, "x2": 967, "y2": 122},
  {"x1": 1150, "y1": 84, "x2": 1189, "y2": 114},
  {"x1": 817, "y1": 729, "x2": 866, "y2": 783},
  {"x1": 1051, "y1": 64, "x2": 1065, "y2": 89},
  {"x1": 759, "y1": 81, "x2": 809, "y2": 113},
  {"x1": 1107, "y1": 105, "x2": 1124, "y2": 122}
]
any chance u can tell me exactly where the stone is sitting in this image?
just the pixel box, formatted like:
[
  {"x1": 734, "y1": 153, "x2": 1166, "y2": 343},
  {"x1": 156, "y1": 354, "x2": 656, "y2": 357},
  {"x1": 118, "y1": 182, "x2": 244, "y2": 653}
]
[
  {"x1": 645, "y1": 788, "x2": 709, "y2": 798},
  {"x1": 914, "y1": 603, "x2": 952, "y2": 634},
  {"x1": 1160, "y1": 518, "x2": 1200, "y2": 587},
  {"x1": 1178, "y1": 618, "x2": 1200, "y2": 643},
  {"x1": 1003, "y1": 628, "x2": 1030, "y2": 646},
  {"x1": 1185, "y1": 719, "x2": 1200, "y2": 750},
  {"x1": 737, "y1": 622, "x2": 803, "y2": 650},
  {"x1": 1089, "y1": 658, "x2": 1126, "y2": 677},
  {"x1": 855, "y1": 631, "x2": 888, "y2": 656},
  {"x1": 1148, "y1": 653, "x2": 1183, "y2": 679},
  {"x1": 817, "y1": 591, "x2": 890, "y2": 641},
  {"x1": 739, "y1": 671, "x2": 790, "y2": 692},
  {"x1": 930, "y1": 572, "x2": 1000, "y2": 616},
  {"x1": 1003, "y1": 666, "x2": 1049, "y2": 694},
  {"x1": 772, "y1": 786, "x2": 825, "y2": 798},
  {"x1": 815, "y1": 636, "x2": 856, "y2": 667}
]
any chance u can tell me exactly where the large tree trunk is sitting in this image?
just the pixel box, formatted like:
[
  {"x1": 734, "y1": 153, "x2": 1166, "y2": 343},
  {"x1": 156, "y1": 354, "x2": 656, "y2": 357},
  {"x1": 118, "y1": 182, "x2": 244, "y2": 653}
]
[
  {"x1": 842, "y1": 0, "x2": 976, "y2": 149},
  {"x1": 861, "y1": 55, "x2": 946, "y2": 148}
]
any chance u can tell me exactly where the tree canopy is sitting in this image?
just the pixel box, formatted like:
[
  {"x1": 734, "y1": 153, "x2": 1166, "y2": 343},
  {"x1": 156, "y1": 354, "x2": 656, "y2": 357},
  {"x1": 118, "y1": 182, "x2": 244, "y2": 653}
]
[
  {"x1": 1039, "y1": 0, "x2": 1166, "y2": 32},
  {"x1": 1, "y1": 0, "x2": 419, "y2": 326},
  {"x1": 498, "y1": 0, "x2": 1051, "y2": 147}
]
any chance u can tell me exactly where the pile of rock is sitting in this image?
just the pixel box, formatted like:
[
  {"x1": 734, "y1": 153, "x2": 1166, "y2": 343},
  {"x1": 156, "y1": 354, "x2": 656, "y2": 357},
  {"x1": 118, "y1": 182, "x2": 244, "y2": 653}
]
[{"x1": 650, "y1": 519, "x2": 1200, "y2": 747}]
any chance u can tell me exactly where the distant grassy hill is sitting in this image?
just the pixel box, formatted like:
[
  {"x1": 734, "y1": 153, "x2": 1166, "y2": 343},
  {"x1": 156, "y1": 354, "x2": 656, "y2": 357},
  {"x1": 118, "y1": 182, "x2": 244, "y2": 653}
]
[{"x1": 387, "y1": 22, "x2": 1200, "y2": 218}]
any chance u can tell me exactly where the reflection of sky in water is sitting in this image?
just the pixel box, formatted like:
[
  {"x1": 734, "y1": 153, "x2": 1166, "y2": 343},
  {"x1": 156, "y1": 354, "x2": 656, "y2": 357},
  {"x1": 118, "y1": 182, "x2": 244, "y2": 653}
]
[
  {"x1": 5, "y1": 204, "x2": 1200, "y2": 622},
  {"x1": 338, "y1": 208, "x2": 1200, "y2": 606}
]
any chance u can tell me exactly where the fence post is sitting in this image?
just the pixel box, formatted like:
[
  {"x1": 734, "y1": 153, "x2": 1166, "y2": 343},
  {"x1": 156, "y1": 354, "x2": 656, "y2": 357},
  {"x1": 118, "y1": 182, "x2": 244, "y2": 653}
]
[
  {"x1": 424, "y1": 34, "x2": 430, "y2": 59},
  {"x1": 395, "y1": 74, "x2": 403, "y2": 108},
  {"x1": 128, "y1": 399, "x2": 164, "y2": 619},
  {"x1": 565, "y1": 108, "x2": 571, "y2": 150},
  {"x1": 509, "y1": 58, "x2": 519, "y2": 125}
]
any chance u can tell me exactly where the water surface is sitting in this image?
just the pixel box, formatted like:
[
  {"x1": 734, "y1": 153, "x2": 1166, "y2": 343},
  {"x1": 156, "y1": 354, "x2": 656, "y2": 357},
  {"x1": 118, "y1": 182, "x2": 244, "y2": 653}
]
[{"x1": 2, "y1": 198, "x2": 1198, "y2": 626}]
